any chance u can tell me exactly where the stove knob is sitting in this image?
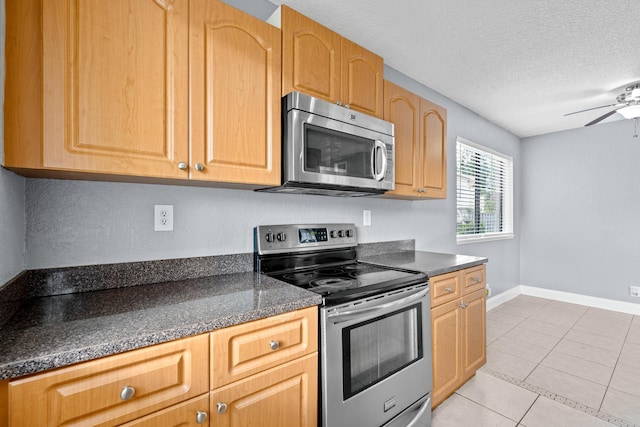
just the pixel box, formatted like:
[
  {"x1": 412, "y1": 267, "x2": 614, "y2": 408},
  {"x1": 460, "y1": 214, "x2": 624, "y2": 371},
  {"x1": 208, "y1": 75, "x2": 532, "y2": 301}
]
[
  {"x1": 265, "y1": 232, "x2": 275, "y2": 243},
  {"x1": 276, "y1": 232, "x2": 287, "y2": 242},
  {"x1": 346, "y1": 229, "x2": 354, "y2": 237},
  {"x1": 338, "y1": 230, "x2": 345, "y2": 238},
  {"x1": 330, "y1": 230, "x2": 338, "y2": 238}
]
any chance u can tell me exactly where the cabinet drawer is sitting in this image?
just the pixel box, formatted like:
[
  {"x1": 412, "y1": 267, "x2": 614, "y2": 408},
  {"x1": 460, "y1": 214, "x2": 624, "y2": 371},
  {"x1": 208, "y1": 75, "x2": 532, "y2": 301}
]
[
  {"x1": 463, "y1": 264, "x2": 486, "y2": 294},
  {"x1": 211, "y1": 307, "x2": 318, "y2": 389},
  {"x1": 430, "y1": 271, "x2": 460, "y2": 307},
  {"x1": 7, "y1": 334, "x2": 209, "y2": 427}
]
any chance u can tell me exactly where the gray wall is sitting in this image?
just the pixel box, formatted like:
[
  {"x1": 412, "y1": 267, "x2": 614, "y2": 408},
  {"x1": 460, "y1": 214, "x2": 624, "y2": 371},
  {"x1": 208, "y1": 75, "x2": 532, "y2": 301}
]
[
  {"x1": 521, "y1": 119, "x2": 640, "y2": 303},
  {"x1": 2, "y1": 0, "x2": 522, "y2": 299},
  {"x1": 0, "y1": 0, "x2": 26, "y2": 286}
]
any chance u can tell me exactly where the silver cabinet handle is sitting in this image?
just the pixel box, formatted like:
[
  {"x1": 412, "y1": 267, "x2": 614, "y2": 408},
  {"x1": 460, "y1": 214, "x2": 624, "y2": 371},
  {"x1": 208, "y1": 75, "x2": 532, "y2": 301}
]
[
  {"x1": 459, "y1": 301, "x2": 468, "y2": 309},
  {"x1": 177, "y1": 162, "x2": 188, "y2": 170},
  {"x1": 472, "y1": 277, "x2": 482, "y2": 283},
  {"x1": 417, "y1": 188, "x2": 426, "y2": 193},
  {"x1": 120, "y1": 385, "x2": 135, "y2": 401},
  {"x1": 196, "y1": 411, "x2": 208, "y2": 424},
  {"x1": 217, "y1": 402, "x2": 228, "y2": 414},
  {"x1": 194, "y1": 163, "x2": 204, "y2": 172},
  {"x1": 269, "y1": 340, "x2": 280, "y2": 350},
  {"x1": 444, "y1": 287, "x2": 453, "y2": 293}
]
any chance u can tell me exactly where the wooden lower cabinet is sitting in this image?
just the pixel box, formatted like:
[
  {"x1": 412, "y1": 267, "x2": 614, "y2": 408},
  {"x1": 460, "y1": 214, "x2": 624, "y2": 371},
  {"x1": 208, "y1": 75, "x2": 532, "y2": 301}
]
[
  {"x1": 119, "y1": 395, "x2": 210, "y2": 427},
  {"x1": 6, "y1": 334, "x2": 210, "y2": 427},
  {"x1": 431, "y1": 265, "x2": 486, "y2": 408},
  {"x1": 210, "y1": 354, "x2": 318, "y2": 427},
  {"x1": 2, "y1": 307, "x2": 319, "y2": 426},
  {"x1": 210, "y1": 306, "x2": 318, "y2": 427}
]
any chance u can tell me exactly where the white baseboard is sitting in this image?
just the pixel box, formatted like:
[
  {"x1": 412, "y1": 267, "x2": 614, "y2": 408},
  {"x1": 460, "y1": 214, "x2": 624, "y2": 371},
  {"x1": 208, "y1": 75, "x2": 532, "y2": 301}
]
[
  {"x1": 486, "y1": 286, "x2": 522, "y2": 311},
  {"x1": 487, "y1": 285, "x2": 640, "y2": 315}
]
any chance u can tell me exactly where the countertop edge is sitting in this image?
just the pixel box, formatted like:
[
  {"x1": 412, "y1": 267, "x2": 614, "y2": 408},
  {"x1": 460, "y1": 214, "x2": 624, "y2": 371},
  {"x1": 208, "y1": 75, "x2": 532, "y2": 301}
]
[{"x1": 0, "y1": 294, "x2": 321, "y2": 381}]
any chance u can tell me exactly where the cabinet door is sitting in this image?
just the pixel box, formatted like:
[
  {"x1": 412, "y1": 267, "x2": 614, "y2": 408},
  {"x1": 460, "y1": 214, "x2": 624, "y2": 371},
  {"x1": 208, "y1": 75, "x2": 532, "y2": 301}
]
[
  {"x1": 41, "y1": 0, "x2": 190, "y2": 178},
  {"x1": 431, "y1": 298, "x2": 462, "y2": 408},
  {"x1": 281, "y1": 6, "x2": 341, "y2": 103},
  {"x1": 341, "y1": 38, "x2": 383, "y2": 118},
  {"x1": 119, "y1": 395, "x2": 209, "y2": 427},
  {"x1": 7, "y1": 334, "x2": 209, "y2": 427},
  {"x1": 383, "y1": 80, "x2": 421, "y2": 198},
  {"x1": 419, "y1": 98, "x2": 447, "y2": 198},
  {"x1": 210, "y1": 353, "x2": 318, "y2": 427},
  {"x1": 461, "y1": 289, "x2": 487, "y2": 382},
  {"x1": 190, "y1": 0, "x2": 281, "y2": 186}
]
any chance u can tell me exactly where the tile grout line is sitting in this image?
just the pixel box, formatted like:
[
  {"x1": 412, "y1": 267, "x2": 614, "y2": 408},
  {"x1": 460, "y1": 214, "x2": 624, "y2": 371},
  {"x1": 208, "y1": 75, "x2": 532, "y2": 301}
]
[
  {"x1": 598, "y1": 313, "x2": 635, "y2": 412},
  {"x1": 483, "y1": 368, "x2": 639, "y2": 427}
]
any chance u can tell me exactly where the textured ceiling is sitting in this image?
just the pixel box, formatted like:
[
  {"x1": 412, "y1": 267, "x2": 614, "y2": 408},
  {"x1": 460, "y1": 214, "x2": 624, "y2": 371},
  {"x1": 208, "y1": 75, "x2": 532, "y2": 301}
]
[{"x1": 270, "y1": 0, "x2": 640, "y2": 137}]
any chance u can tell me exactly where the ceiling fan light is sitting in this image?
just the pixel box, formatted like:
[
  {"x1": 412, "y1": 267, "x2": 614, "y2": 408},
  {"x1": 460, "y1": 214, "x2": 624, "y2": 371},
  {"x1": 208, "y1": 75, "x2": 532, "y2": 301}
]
[{"x1": 618, "y1": 105, "x2": 640, "y2": 119}]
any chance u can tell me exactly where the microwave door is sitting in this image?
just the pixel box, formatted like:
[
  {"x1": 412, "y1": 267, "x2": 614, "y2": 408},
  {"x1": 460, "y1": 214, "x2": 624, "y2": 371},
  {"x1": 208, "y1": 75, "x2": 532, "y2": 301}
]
[{"x1": 287, "y1": 110, "x2": 393, "y2": 191}]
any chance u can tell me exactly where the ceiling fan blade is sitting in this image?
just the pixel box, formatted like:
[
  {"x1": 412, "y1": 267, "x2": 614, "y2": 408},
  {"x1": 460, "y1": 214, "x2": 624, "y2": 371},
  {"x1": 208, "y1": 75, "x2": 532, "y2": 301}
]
[
  {"x1": 584, "y1": 109, "x2": 618, "y2": 126},
  {"x1": 564, "y1": 103, "x2": 619, "y2": 116}
]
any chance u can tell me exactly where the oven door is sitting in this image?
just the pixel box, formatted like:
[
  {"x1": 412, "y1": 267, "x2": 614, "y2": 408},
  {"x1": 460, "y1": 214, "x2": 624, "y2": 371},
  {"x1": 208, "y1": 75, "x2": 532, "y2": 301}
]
[
  {"x1": 284, "y1": 109, "x2": 394, "y2": 191},
  {"x1": 320, "y1": 284, "x2": 432, "y2": 427}
]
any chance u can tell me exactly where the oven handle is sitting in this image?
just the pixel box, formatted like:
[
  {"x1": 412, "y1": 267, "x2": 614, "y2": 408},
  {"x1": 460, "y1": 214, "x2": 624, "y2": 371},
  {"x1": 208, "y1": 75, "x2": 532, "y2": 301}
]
[
  {"x1": 405, "y1": 396, "x2": 431, "y2": 427},
  {"x1": 326, "y1": 287, "x2": 429, "y2": 324}
]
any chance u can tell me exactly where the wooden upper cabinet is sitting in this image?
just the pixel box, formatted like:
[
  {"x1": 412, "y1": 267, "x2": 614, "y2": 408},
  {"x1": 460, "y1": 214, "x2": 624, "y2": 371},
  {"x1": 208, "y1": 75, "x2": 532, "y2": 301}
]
[
  {"x1": 383, "y1": 81, "x2": 420, "y2": 196},
  {"x1": 5, "y1": 0, "x2": 190, "y2": 178},
  {"x1": 383, "y1": 80, "x2": 448, "y2": 199},
  {"x1": 279, "y1": 6, "x2": 383, "y2": 118},
  {"x1": 280, "y1": 5, "x2": 341, "y2": 103},
  {"x1": 419, "y1": 98, "x2": 447, "y2": 198},
  {"x1": 5, "y1": 0, "x2": 281, "y2": 187},
  {"x1": 190, "y1": 0, "x2": 281, "y2": 186}
]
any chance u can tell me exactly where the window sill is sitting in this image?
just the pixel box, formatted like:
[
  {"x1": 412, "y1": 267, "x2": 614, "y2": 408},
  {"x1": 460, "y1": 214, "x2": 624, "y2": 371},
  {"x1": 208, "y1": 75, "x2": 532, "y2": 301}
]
[{"x1": 456, "y1": 233, "x2": 514, "y2": 245}]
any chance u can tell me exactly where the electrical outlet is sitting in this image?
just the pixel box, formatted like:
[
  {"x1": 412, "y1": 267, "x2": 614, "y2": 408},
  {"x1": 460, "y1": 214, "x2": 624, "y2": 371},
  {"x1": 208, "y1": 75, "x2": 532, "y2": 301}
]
[
  {"x1": 363, "y1": 209, "x2": 372, "y2": 226},
  {"x1": 154, "y1": 205, "x2": 173, "y2": 231},
  {"x1": 630, "y1": 286, "x2": 640, "y2": 297},
  {"x1": 486, "y1": 285, "x2": 492, "y2": 297}
]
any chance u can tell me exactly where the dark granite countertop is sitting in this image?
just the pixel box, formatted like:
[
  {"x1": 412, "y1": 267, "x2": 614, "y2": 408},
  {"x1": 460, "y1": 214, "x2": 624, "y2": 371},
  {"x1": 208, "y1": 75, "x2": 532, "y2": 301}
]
[
  {"x1": 0, "y1": 272, "x2": 321, "y2": 381},
  {"x1": 360, "y1": 250, "x2": 488, "y2": 277}
]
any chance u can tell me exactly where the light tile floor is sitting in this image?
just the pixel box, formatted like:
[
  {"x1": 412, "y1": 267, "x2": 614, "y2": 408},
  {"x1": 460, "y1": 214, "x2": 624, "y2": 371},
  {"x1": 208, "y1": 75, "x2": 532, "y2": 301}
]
[{"x1": 432, "y1": 295, "x2": 640, "y2": 427}]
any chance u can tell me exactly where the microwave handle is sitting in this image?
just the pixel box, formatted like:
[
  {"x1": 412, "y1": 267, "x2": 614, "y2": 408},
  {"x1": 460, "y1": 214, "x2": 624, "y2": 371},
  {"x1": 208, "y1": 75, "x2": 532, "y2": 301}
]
[{"x1": 371, "y1": 140, "x2": 388, "y2": 181}]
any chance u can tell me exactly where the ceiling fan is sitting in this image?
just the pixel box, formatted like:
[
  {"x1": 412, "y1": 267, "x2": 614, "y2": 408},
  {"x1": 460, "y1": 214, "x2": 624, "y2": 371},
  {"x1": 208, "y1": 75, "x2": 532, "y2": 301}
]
[{"x1": 565, "y1": 83, "x2": 640, "y2": 126}]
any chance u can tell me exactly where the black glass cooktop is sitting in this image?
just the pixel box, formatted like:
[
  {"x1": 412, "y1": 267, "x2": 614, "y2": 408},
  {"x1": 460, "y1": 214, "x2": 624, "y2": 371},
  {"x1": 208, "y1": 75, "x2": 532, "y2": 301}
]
[{"x1": 270, "y1": 262, "x2": 427, "y2": 302}]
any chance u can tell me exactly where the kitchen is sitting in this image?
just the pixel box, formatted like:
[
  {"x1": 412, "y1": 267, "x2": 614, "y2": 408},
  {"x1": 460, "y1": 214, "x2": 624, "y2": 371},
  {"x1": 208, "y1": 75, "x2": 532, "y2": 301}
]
[{"x1": 0, "y1": 0, "x2": 639, "y2": 426}]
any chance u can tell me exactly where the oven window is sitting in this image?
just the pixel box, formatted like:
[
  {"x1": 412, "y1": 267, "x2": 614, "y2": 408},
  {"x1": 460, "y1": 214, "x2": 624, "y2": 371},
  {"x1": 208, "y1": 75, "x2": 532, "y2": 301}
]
[
  {"x1": 342, "y1": 304, "x2": 423, "y2": 399},
  {"x1": 304, "y1": 124, "x2": 373, "y2": 178}
]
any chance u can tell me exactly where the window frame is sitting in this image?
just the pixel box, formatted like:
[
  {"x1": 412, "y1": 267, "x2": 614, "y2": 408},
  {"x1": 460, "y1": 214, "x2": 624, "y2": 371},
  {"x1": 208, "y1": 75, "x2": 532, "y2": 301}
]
[{"x1": 456, "y1": 137, "x2": 514, "y2": 245}]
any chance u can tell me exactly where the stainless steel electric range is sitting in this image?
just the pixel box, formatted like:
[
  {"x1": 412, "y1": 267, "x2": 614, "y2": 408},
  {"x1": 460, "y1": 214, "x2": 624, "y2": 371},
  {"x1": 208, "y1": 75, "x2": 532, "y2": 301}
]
[{"x1": 255, "y1": 223, "x2": 432, "y2": 427}]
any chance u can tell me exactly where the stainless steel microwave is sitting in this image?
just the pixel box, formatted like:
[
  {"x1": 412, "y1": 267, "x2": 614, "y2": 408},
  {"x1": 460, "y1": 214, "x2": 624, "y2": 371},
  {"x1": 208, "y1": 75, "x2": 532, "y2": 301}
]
[{"x1": 258, "y1": 92, "x2": 395, "y2": 197}]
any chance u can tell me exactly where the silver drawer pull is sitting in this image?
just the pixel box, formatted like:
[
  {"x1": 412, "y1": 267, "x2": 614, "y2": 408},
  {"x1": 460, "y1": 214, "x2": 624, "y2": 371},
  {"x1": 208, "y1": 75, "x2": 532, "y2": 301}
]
[
  {"x1": 444, "y1": 287, "x2": 453, "y2": 293},
  {"x1": 217, "y1": 402, "x2": 228, "y2": 414},
  {"x1": 120, "y1": 385, "x2": 135, "y2": 401},
  {"x1": 472, "y1": 277, "x2": 481, "y2": 283},
  {"x1": 269, "y1": 340, "x2": 280, "y2": 350},
  {"x1": 177, "y1": 162, "x2": 188, "y2": 170},
  {"x1": 196, "y1": 410, "x2": 208, "y2": 424}
]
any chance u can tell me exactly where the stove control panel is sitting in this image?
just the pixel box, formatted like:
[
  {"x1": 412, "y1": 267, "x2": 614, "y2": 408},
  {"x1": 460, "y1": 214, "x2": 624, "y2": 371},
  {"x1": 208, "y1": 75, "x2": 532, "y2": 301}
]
[{"x1": 255, "y1": 223, "x2": 357, "y2": 254}]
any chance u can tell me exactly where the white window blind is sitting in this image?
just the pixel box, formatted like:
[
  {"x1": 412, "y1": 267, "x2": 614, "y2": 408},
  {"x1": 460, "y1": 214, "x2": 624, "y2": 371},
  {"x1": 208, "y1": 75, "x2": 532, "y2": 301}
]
[{"x1": 456, "y1": 137, "x2": 513, "y2": 243}]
